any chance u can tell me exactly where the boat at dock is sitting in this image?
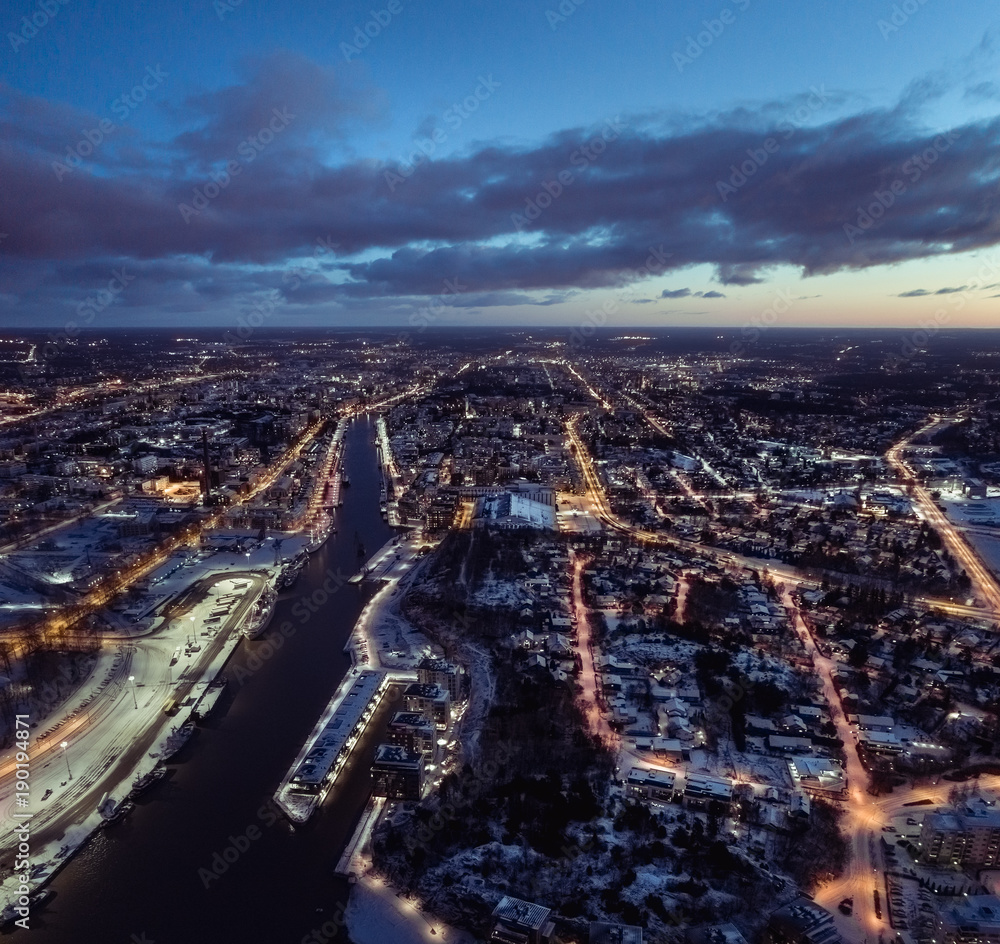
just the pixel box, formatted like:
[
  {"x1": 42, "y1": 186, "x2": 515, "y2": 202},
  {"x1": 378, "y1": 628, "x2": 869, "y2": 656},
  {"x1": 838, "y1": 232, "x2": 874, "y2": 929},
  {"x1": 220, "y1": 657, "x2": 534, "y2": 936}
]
[
  {"x1": 243, "y1": 586, "x2": 277, "y2": 639},
  {"x1": 305, "y1": 514, "x2": 334, "y2": 554},
  {"x1": 128, "y1": 764, "x2": 166, "y2": 800},
  {"x1": 193, "y1": 679, "x2": 227, "y2": 722},
  {"x1": 100, "y1": 799, "x2": 134, "y2": 828},
  {"x1": 162, "y1": 721, "x2": 195, "y2": 761}
]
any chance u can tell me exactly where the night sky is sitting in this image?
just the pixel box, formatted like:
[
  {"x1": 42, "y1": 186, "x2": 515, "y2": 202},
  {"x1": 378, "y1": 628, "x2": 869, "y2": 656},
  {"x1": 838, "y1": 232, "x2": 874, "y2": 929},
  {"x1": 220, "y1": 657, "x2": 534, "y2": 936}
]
[{"x1": 1, "y1": 0, "x2": 999, "y2": 329}]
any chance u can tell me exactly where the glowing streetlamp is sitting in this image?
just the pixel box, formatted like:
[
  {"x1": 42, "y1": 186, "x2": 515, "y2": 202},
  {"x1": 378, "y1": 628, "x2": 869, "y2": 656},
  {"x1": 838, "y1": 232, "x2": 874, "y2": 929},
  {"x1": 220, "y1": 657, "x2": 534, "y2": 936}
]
[
  {"x1": 60, "y1": 740, "x2": 72, "y2": 780},
  {"x1": 128, "y1": 675, "x2": 138, "y2": 709}
]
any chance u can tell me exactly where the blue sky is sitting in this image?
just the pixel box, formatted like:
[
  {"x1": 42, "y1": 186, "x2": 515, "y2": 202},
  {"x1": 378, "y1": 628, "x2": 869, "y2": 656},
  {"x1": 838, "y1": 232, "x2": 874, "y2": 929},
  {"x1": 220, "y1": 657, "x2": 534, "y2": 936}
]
[{"x1": 1, "y1": 0, "x2": 999, "y2": 329}]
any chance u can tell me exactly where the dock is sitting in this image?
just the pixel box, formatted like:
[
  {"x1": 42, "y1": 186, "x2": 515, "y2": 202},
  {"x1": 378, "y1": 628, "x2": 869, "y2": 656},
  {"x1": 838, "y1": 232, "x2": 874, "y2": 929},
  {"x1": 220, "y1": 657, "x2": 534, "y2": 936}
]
[
  {"x1": 273, "y1": 669, "x2": 391, "y2": 823},
  {"x1": 335, "y1": 795, "x2": 386, "y2": 878}
]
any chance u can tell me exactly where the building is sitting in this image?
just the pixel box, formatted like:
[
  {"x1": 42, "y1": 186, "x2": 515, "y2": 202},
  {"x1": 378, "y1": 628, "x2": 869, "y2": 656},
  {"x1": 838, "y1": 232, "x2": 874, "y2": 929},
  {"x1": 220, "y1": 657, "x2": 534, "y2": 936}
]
[
  {"x1": 490, "y1": 896, "x2": 556, "y2": 944},
  {"x1": 288, "y1": 671, "x2": 387, "y2": 796},
  {"x1": 386, "y1": 711, "x2": 437, "y2": 759},
  {"x1": 473, "y1": 491, "x2": 557, "y2": 531},
  {"x1": 766, "y1": 898, "x2": 841, "y2": 944},
  {"x1": 132, "y1": 454, "x2": 158, "y2": 474},
  {"x1": 591, "y1": 922, "x2": 643, "y2": 944},
  {"x1": 683, "y1": 773, "x2": 733, "y2": 810},
  {"x1": 403, "y1": 682, "x2": 451, "y2": 729},
  {"x1": 625, "y1": 767, "x2": 676, "y2": 803},
  {"x1": 418, "y1": 656, "x2": 465, "y2": 701},
  {"x1": 787, "y1": 757, "x2": 847, "y2": 798},
  {"x1": 936, "y1": 894, "x2": 1000, "y2": 944},
  {"x1": 965, "y1": 479, "x2": 989, "y2": 499},
  {"x1": 856, "y1": 730, "x2": 903, "y2": 756},
  {"x1": 371, "y1": 744, "x2": 425, "y2": 800},
  {"x1": 687, "y1": 926, "x2": 750, "y2": 944},
  {"x1": 919, "y1": 804, "x2": 1000, "y2": 869}
]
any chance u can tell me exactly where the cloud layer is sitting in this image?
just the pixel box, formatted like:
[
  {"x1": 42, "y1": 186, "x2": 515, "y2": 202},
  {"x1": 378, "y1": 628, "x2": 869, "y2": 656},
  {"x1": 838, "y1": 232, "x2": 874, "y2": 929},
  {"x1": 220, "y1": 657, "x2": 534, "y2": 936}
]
[{"x1": 2, "y1": 52, "x2": 1000, "y2": 323}]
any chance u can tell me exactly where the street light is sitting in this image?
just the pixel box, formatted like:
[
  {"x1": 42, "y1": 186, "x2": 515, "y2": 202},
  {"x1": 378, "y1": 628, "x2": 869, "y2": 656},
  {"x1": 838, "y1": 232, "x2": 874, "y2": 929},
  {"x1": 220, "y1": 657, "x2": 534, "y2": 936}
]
[
  {"x1": 60, "y1": 740, "x2": 72, "y2": 780},
  {"x1": 128, "y1": 675, "x2": 138, "y2": 709}
]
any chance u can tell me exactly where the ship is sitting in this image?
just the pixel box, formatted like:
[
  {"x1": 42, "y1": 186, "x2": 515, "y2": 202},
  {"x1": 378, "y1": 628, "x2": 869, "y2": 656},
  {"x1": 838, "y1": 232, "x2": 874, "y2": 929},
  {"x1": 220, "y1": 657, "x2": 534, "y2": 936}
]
[
  {"x1": 162, "y1": 721, "x2": 195, "y2": 761},
  {"x1": 305, "y1": 522, "x2": 333, "y2": 554},
  {"x1": 192, "y1": 679, "x2": 227, "y2": 722},
  {"x1": 243, "y1": 586, "x2": 277, "y2": 639},
  {"x1": 99, "y1": 798, "x2": 134, "y2": 828},
  {"x1": 129, "y1": 764, "x2": 166, "y2": 800},
  {"x1": 342, "y1": 472, "x2": 351, "y2": 486}
]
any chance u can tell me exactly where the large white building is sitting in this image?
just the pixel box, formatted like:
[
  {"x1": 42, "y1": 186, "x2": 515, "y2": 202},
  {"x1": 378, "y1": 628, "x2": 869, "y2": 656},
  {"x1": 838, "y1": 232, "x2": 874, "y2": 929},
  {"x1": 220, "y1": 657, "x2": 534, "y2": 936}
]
[{"x1": 473, "y1": 491, "x2": 556, "y2": 530}]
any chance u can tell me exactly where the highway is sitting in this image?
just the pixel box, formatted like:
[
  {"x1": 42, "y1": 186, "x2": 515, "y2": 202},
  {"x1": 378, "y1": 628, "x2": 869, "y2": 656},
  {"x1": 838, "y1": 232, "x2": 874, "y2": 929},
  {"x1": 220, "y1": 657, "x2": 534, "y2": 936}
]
[{"x1": 887, "y1": 415, "x2": 1000, "y2": 616}]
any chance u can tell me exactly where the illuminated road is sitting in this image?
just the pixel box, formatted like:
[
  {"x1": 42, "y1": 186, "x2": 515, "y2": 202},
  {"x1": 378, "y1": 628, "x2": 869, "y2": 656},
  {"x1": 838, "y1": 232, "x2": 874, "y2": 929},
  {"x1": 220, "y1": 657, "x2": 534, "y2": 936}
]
[
  {"x1": 780, "y1": 585, "x2": 890, "y2": 942},
  {"x1": 570, "y1": 553, "x2": 617, "y2": 746},
  {"x1": 0, "y1": 572, "x2": 267, "y2": 872},
  {"x1": 887, "y1": 415, "x2": 1000, "y2": 616}
]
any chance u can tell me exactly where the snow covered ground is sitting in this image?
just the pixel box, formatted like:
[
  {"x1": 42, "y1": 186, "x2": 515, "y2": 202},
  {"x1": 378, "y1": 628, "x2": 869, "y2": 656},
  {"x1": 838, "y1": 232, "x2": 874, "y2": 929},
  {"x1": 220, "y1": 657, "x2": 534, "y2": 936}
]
[
  {"x1": 346, "y1": 875, "x2": 475, "y2": 944},
  {"x1": 0, "y1": 556, "x2": 275, "y2": 912}
]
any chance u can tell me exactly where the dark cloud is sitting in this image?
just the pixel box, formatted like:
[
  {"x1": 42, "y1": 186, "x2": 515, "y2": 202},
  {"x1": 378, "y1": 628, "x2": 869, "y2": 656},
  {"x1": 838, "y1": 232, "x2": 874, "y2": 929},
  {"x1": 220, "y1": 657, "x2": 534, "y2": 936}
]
[
  {"x1": 2, "y1": 63, "x2": 1000, "y2": 321},
  {"x1": 897, "y1": 286, "x2": 968, "y2": 297}
]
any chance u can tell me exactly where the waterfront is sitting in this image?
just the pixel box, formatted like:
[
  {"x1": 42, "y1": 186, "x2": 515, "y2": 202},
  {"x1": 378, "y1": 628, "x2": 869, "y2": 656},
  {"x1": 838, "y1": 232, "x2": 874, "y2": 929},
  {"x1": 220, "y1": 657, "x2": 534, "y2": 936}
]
[{"x1": 16, "y1": 416, "x2": 397, "y2": 944}]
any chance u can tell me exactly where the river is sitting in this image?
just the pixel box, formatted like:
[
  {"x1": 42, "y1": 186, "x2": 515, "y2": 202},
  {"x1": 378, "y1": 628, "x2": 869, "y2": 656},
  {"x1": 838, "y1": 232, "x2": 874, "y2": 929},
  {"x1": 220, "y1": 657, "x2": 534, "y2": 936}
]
[{"x1": 18, "y1": 416, "x2": 397, "y2": 944}]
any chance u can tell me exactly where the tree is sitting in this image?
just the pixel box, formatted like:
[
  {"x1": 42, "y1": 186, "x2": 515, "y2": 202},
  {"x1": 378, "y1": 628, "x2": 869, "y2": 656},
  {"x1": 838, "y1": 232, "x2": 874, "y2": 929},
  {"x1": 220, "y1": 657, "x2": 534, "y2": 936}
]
[{"x1": 848, "y1": 639, "x2": 870, "y2": 668}]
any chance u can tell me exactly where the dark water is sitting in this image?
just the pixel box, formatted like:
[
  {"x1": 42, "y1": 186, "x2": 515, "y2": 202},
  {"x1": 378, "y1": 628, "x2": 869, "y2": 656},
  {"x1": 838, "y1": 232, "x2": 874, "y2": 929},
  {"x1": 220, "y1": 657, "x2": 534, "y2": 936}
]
[{"x1": 17, "y1": 416, "x2": 397, "y2": 944}]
